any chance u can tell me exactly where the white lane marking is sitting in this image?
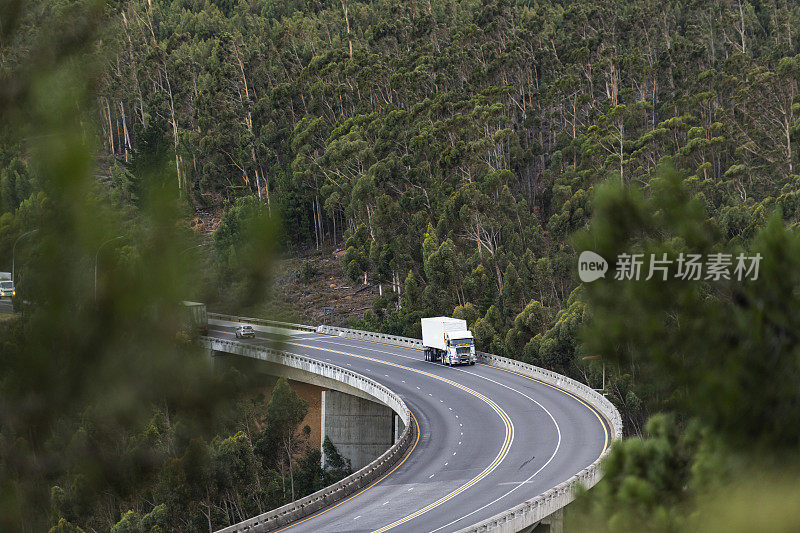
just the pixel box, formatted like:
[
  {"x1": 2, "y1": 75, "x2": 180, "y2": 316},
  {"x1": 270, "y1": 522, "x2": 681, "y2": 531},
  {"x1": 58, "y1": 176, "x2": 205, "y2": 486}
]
[
  {"x1": 429, "y1": 474, "x2": 435, "y2": 478},
  {"x1": 287, "y1": 334, "x2": 568, "y2": 532},
  {"x1": 383, "y1": 501, "x2": 390, "y2": 505},
  {"x1": 408, "y1": 487, "x2": 413, "y2": 491},
  {"x1": 280, "y1": 345, "x2": 515, "y2": 533},
  {"x1": 445, "y1": 462, "x2": 448, "y2": 466},
  {"x1": 427, "y1": 371, "x2": 564, "y2": 533},
  {"x1": 354, "y1": 515, "x2": 361, "y2": 520}
]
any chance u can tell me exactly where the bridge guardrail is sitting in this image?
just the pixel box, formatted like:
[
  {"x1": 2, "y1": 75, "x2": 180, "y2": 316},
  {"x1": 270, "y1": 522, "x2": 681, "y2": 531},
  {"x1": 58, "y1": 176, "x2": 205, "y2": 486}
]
[
  {"x1": 204, "y1": 337, "x2": 414, "y2": 533},
  {"x1": 453, "y1": 351, "x2": 621, "y2": 533},
  {"x1": 212, "y1": 317, "x2": 622, "y2": 533},
  {"x1": 314, "y1": 324, "x2": 623, "y2": 533},
  {"x1": 316, "y1": 324, "x2": 424, "y2": 348},
  {"x1": 208, "y1": 312, "x2": 317, "y2": 332}
]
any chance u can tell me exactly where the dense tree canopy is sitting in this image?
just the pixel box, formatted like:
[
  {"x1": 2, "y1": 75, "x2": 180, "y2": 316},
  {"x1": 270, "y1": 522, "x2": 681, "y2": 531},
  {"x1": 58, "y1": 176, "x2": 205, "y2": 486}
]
[{"x1": 2, "y1": 0, "x2": 800, "y2": 531}]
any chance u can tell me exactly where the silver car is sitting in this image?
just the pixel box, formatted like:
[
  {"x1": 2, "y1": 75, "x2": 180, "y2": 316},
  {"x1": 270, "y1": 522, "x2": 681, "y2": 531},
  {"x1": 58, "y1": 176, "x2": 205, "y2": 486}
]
[{"x1": 235, "y1": 325, "x2": 256, "y2": 339}]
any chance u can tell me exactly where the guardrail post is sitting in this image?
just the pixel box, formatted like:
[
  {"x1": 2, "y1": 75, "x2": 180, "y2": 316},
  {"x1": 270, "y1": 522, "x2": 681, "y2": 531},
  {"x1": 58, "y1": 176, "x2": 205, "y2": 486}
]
[{"x1": 203, "y1": 316, "x2": 621, "y2": 533}]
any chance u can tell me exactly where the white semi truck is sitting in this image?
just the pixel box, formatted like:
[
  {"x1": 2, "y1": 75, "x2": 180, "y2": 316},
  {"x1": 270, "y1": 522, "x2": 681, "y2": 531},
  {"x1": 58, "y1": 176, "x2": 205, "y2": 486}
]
[{"x1": 421, "y1": 317, "x2": 476, "y2": 366}]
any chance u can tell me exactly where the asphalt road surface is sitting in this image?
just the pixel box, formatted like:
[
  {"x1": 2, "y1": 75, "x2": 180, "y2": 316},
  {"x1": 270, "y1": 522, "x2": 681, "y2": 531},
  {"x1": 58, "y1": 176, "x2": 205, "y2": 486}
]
[
  {"x1": 0, "y1": 298, "x2": 14, "y2": 314},
  {"x1": 209, "y1": 324, "x2": 610, "y2": 533}
]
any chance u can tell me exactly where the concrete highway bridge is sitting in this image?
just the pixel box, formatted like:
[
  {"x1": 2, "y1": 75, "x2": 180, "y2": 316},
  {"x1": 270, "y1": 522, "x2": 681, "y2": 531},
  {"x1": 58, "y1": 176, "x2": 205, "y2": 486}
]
[{"x1": 203, "y1": 314, "x2": 622, "y2": 533}]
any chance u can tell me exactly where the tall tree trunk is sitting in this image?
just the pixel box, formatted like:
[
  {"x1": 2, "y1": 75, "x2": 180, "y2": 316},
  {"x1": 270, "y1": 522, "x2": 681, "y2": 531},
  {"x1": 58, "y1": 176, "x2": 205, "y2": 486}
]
[
  {"x1": 120, "y1": 101, "x2": 132, "y2": 162},
  {"x1": 316, "y1": 194, "x2": 324, "y2": 245},
  {"x1": 312, "y1": 198, "x2": 320, "y2": 250},
  {"x1": 165, "y1": 70, "x2": 182, "y2": 192},
  {"x1": 285, "y1": 437, "x2": 295, "y2": 501},
  {"x1": 104, "y1": 98, "x2": 115, "y2": 156},
  {"x1": 737, "y1": 1, "x2": 747, "y2": 55},
  {"x1": 786, "y1": 115, "x2": 793, "y2": 175},
  {"x1": 342, "y1": 0, "x2": 353, "y2": 59}
]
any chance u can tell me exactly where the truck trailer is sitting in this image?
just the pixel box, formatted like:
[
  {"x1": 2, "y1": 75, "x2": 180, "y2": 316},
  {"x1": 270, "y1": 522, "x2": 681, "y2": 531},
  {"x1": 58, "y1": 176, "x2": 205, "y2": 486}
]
[
  {"x1": 181, "y1": 301, "x2": 209, "y2": 335},
  {"x1": 421, "y1": 317, "x2": 476, "y2": 366}
]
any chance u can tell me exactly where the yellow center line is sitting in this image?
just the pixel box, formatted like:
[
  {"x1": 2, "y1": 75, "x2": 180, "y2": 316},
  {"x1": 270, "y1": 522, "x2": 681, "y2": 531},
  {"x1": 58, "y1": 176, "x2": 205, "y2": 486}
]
[
  {"x1": 476, "y1": 363, "x2": 611, "y2": 453},
  {"x1": 304, "y1": 328, "x2": 612, "y2": 451},
  {"x1": 209, "y1": 326, "x2": 611, "y2": 531},
  {"x1": 208, "y1": 328, "x2": 515, "y2": 533},
  {"x1": 278, "y1": 340, "x2": 514, "y2": 533},
  {"x1": 301, "y1": 330, "x2": 611, "y2": 453}
]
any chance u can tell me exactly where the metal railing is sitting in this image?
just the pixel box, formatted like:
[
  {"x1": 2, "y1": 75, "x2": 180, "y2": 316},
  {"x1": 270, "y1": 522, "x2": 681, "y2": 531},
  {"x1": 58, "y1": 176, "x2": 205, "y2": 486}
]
[
  {"x1": 203, "y1": 336, "x2": 414, "y2": 533},
  {"x1": 311, "y1": 324, "x2": 623, "y2": 533},
  {"x1": 207, "y1": 317, "x2": 623, "y2": 533},
  {"x1": 208, "y1": 312, "x2": 317, "y2": 332}
]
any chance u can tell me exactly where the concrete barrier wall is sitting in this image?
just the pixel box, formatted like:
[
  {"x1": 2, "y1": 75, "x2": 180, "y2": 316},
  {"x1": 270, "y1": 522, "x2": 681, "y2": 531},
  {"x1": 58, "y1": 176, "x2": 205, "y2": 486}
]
[
  {"x1": 205, "y1": 318, "x2": 623, "y2": 533},
  {"x1": 321, "y1": 390, "x2": 395, "y2": 470},
  {"x1": 316, "y1": 324, "x2": 424, "y2": 348},
  {"x1": 202, "y1": 337, "x2": 414, "y2": 533},
  {"x1": 312, "y1": 324, "x2": 624, "y2": 533},
  {"x1": 451, "y1": 352, "x2": 621, "y2": 533},
  {"x1": 208, "y1": 312, "x2": 317, "y2": 332}
]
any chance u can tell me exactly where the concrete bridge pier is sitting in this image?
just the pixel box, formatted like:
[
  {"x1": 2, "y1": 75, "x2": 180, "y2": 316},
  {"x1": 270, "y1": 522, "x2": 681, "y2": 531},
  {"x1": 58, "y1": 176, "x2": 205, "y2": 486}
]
[
  {"x1": 525, "y1": 509, "x2": 563, "y2": 533},
  {"x1": 321, "y1": 390, "x2": 395, "y2": 470},
  {"x1": 394, "y1": 413, "x2": 405, "y2": 443}
]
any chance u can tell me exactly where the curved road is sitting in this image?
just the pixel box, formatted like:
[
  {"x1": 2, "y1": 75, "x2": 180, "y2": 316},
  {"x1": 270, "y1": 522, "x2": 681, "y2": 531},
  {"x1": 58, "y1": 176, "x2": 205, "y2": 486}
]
[{"x1": 209, "y1": 323, "x2": 610, "y2": 533}]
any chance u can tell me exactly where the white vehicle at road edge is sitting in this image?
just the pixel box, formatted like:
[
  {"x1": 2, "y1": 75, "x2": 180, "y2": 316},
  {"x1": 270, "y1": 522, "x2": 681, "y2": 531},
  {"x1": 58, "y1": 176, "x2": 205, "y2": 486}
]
[{"x1": 0, "y1": 278, "x2": 15, "y2": 299}]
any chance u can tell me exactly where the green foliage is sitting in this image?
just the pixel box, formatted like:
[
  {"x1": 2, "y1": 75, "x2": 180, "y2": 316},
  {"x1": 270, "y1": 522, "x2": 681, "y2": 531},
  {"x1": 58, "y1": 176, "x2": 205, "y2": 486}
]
[
  {"x1": 5, "y1": 0, "x2": 800, "y2": 530},
  {"x1": 0, "y1": 4, "x2": 353, "y2": 530},
  {"x1": 12, "y1": 0, "x2": 794, "y2": 377},
  {"x1": 572, "y1": 415, "x2": 704, "y2": 532},
  {"x1": 298, "y1": 260, "x2": 318, "y2": 283},
  {"x1": 110, "y1": 511, "x2": 142, "y2": 533},
  {"x1": 48, "y1": 518, "x2": 85, "y2": 533},
  {"x1": 254, "y1": 377, "x2": 310, "y2": 502},
  {"x1": 213, "y1": 195, "x2": 280, "y2": 308},
  {"x1": 571, "y1": 167, "x2": 800, "y2": 530},
  {"x1": 322, "y1": 435, "x2": 352, "y2": 483},
  {"x1": 580, "y1": 169, "x2": 800, "y2": 450}
]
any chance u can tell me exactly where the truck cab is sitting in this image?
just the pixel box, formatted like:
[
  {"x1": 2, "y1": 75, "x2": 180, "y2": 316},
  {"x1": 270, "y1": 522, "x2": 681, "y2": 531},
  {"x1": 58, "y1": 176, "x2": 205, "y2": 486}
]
[
  {"x1": 0, "y1": 280, "x2": 15, "y2": 299},
  {"x1": 444, "y1": 330, "x2": 476, "y2": 365}
]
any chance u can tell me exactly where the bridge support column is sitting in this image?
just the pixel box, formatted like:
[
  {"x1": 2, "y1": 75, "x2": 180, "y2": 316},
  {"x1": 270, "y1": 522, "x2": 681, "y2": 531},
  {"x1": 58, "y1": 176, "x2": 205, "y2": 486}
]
[
  {"x1": 321, "y1": 390, "x2": 394, "y2": 470},
  {"x1": 531, "y1": 508, "x2": 563, "y2": 533},
  {"x1": 394, "y1": 413, "x2": 405, "y2": 443},
  {"x1": 207, "y1": 348, "x2": 231, "y2": 371}
]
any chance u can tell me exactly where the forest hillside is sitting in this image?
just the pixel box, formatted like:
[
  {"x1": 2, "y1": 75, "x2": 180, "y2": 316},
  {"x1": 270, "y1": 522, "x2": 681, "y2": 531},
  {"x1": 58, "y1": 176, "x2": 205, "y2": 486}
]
[{"x1": 2, "y1": 0, "x2": 800, "y2": 531}]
